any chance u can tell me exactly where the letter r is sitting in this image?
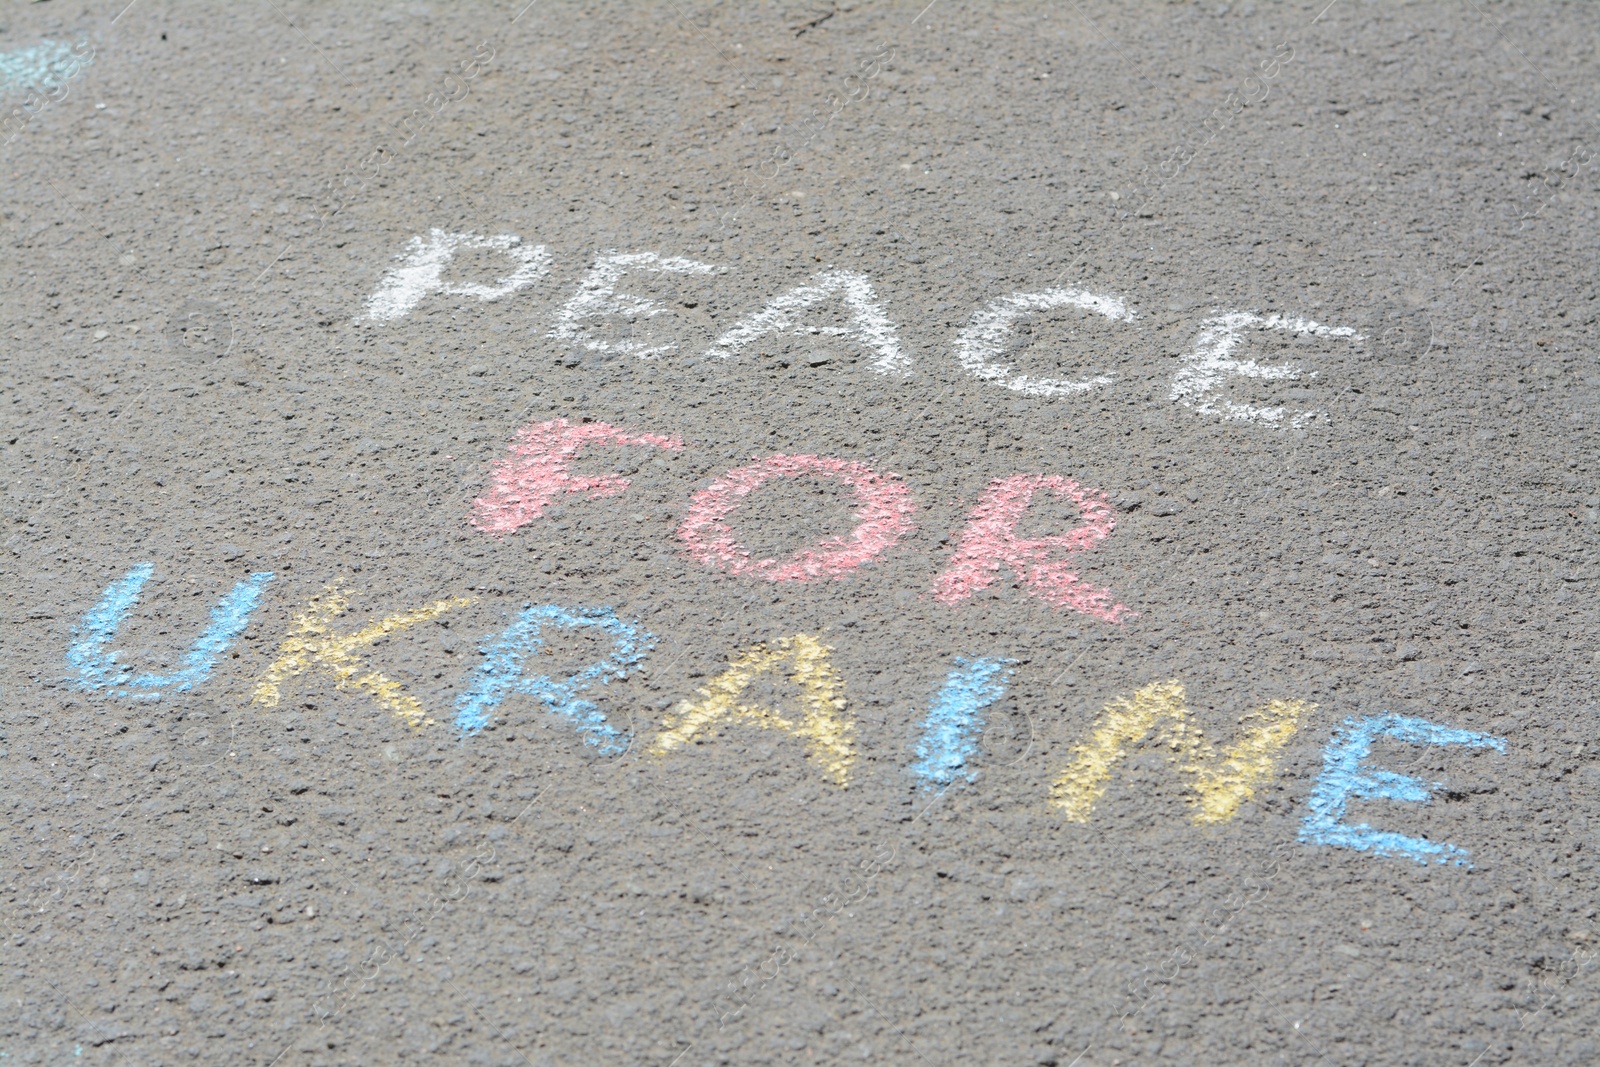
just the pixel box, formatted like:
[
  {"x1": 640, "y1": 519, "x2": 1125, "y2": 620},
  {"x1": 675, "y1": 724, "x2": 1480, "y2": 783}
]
[{"x1": 933, "y1": 474, "x2": 1130, "y2": 622}]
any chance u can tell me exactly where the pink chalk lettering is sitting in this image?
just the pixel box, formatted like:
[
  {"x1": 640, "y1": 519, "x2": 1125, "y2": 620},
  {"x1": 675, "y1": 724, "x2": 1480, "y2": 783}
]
[
  {"x1": 933, "y1": 474, "x2": 1130, "y2": 623},
  {"x1": 678, "y1": 454, "x2": 917, "y2": 582},
  {"x1": 471, "y1": 418, "x2": 683, "y2": 537}
]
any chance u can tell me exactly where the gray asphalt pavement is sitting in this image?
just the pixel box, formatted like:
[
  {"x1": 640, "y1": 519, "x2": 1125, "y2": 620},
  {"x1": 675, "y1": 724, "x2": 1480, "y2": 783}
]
[{"x1": 3, "y1": 1, "x2": 1600, "y2": 1064}]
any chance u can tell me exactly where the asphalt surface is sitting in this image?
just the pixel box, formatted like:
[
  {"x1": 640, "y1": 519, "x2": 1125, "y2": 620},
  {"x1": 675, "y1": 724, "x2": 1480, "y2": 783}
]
[{"x1": 3, "y1": 1, "x2": 1600, "y2": 1064}]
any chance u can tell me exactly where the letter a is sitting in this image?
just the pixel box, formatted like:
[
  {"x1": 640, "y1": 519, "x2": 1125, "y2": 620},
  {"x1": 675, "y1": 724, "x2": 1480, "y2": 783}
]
[
  {"x1": 253, "y1": 583, "x2": 472, "y2": 730},
  {"x1": 67, "y1": 562, "x2": 274, "y2": 700},
  {"x1": 703, "y1": 270, "x2": 909, "y2": 374},
  {"x1": 1051, "y1": 680, "x2": 1308, "y2": 824},
  {"x1": 649, "y1": 634, "x2": 855, "y2": 785}
]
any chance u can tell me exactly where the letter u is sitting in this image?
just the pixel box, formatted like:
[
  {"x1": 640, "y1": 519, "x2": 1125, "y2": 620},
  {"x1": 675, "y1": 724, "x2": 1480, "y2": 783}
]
[{"x1": 67, "y1": 562, "x2": 274, "y2": 700}]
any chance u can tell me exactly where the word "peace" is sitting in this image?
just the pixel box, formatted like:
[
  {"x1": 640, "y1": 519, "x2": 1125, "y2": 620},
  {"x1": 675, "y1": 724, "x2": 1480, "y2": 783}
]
[{"x1": 364, "y1": 231, "x2": 1364, "y2": 427}]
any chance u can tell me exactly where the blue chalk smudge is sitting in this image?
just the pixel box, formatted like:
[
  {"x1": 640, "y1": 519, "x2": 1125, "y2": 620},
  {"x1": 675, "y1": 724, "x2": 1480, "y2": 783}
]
[
  {"x1": 0, "y1": 41, "x2": 91, "y2": 96},
  {"x1": 1299, "y1": 712, "x2": 1506, "y2": 866},
  {"x1": 455, "y1": 604, "x2": 652, "y2": 755},
  {"x1": 67, "y1": 562, "x2": 274, "y2": 700},
  {"x1": 910, "y1": 656, "x2": 1016, "y2": 791}
]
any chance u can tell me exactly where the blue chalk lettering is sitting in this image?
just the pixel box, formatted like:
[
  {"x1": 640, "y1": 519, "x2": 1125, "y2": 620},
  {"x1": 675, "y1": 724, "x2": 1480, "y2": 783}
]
[
  {"x1": 1299, "y1": 712, "x2": 1506, "y2": 866},
  {"x1": 67, "y1": 562, "x2": 274, "y2": 700},
  {"x1": 455, "y1": 604, "x2": 652, "y2": 754},
  {"x1": 0, "y1": 40, "x2": 89, "y2": 96},
  {"x1": 909, "y1": 656, "x2": 1016, "y2": 791}
]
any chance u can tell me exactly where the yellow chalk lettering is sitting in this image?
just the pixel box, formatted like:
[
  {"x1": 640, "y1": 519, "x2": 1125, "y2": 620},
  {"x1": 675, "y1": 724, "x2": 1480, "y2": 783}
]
[
  {"x1": 252, "y1": 583, "x2": 473, "y2": 730},
  {"x1": 649, "y1": 633, "x2": 855, "y2": 786},
  {"x1": 1051, "y1": 680, "x2": 1308, "y2": 824}
]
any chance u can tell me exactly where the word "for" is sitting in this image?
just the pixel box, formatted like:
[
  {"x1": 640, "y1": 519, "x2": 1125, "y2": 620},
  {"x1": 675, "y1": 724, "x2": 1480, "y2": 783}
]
[
  {"x1": 364, "y1": 230, "x2": 1364, "y2": 428},
  {"x1": 472, "y1": 417, "x2": 1132, "y2": 623}
]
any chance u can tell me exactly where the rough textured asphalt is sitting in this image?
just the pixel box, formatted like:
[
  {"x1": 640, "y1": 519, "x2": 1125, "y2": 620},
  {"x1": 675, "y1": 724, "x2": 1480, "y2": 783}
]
[{"x1": 3, "y1": 1, "x2": 1600, "y2": 1064}]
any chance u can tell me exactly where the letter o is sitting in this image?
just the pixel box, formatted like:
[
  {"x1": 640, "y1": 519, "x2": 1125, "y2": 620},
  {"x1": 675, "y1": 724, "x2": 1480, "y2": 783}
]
[{"x1": 678, "y1": 454, "x2": 916, "y2": 581}]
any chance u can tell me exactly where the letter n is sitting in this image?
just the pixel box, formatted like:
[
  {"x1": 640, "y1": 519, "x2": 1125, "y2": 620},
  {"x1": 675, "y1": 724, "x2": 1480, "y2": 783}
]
[
  {"x1": 1051, "y1": 680, "x2": 1309, "y2": 824},
  {"x1": 649, "y1": 634, "x2": 855, "y2": 785}
]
